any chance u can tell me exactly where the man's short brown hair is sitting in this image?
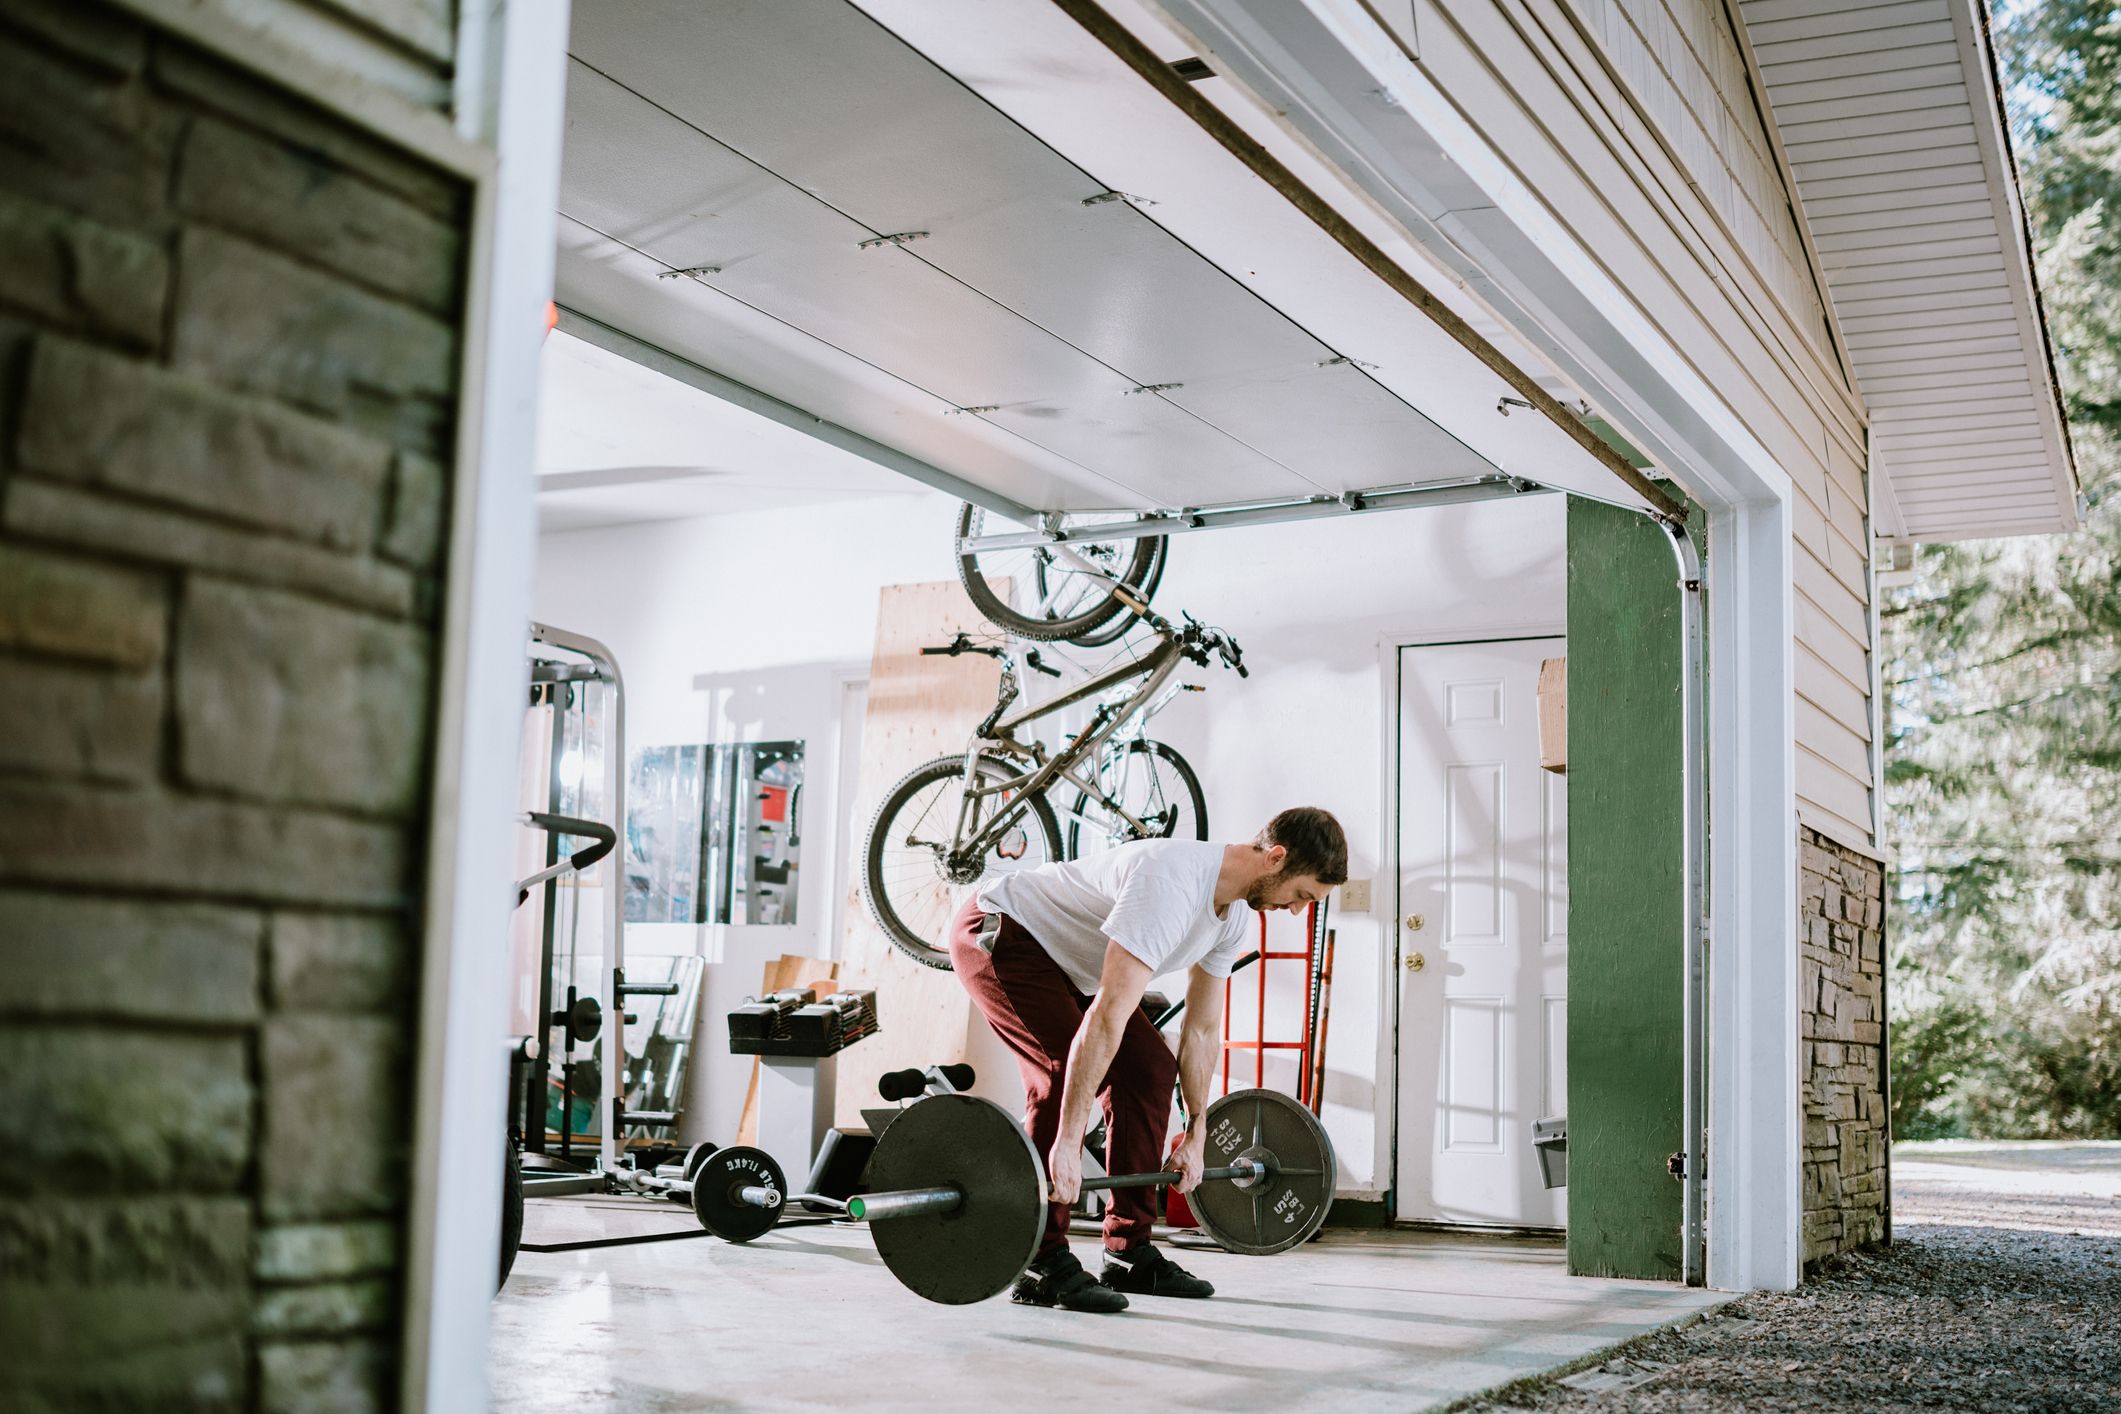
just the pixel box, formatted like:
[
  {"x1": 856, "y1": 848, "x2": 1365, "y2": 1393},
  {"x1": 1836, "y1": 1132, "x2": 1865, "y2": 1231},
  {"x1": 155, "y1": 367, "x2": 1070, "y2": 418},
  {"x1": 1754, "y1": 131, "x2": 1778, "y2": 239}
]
[{"x1": 1261, "y1": 807, "x2": 1348, "y2": 886}]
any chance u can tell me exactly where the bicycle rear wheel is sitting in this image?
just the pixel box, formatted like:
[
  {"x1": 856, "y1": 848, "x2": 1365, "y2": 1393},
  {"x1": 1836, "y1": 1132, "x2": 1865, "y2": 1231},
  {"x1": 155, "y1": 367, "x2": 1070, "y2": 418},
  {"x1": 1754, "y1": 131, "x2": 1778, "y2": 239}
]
[
  {"x1": 864, "y1": 754, "x2": 1064, "y2": 969},
  {"x1": 956, "y1": 503, "x2": 1164, "y2": 644},
  {"x1": 1065, "y1": 739, "x2": 1208, "y2": 859}
]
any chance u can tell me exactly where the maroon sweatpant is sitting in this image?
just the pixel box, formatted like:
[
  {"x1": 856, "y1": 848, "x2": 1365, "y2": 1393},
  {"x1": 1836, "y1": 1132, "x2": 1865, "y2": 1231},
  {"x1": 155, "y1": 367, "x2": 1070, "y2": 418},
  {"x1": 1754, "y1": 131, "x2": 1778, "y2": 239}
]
[{"x1": 950, "y1": 894, "x2": 1178, "y2": 1257}]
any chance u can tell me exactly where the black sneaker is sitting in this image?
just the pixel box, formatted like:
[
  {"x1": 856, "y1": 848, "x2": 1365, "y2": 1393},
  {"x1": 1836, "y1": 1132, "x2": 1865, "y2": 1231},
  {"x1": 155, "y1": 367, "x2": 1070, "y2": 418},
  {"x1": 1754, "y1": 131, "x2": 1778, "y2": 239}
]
[
  {"x1": 1100, "y1": 1242, "x2": 1214, "y2": 1298},
  {"x1": 1011, "y1": 1248, "x2": 1130, "y2": 1312}
]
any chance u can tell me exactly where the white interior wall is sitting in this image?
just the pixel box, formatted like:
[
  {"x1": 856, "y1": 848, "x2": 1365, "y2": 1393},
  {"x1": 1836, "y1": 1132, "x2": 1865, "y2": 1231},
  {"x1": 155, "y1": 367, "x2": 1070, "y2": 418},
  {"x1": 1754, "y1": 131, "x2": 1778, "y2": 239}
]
[
  {"x1": 531, "y1": 488, "x2": 1564, "y2": 1195},
  {"x1": 531, "y1": 490, "x2": 952, "y2": 1150}
]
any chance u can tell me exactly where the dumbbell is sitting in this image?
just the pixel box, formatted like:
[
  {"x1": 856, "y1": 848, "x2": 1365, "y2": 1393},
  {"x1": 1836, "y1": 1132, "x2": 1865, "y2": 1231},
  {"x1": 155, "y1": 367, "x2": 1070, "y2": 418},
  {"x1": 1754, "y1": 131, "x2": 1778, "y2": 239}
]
[
  {"x1": 618, "y1": 1145, "x2": 788, "y2": 1241},
  {"x1": 692, "y1": 1087, "x2": 1335, "y2": 1304}
]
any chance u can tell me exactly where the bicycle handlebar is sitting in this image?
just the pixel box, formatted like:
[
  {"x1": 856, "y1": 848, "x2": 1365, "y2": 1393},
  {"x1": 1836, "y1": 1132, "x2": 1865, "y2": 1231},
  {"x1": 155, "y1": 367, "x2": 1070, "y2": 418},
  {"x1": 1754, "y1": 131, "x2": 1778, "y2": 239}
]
[
  {"x1": 922, "y1": 633, "x2": 1005, "y2": 661},
  {"x1": 923, "y1": 634, "x2": 1063, "y2": 679}
]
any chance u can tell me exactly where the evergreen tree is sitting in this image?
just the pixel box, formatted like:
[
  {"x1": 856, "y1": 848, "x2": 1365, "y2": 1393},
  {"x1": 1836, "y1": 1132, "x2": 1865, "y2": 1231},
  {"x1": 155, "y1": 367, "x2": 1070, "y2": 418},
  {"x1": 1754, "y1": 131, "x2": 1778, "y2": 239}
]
[{"x1": 1883, "y1": 1, "x2": 2121, "y2": 1138}]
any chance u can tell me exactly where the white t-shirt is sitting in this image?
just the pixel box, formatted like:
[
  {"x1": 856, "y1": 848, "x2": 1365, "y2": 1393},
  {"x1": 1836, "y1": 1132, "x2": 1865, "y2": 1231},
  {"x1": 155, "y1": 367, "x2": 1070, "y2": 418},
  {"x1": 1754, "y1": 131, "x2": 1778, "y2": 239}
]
[{"x1": 976, "y1": 839, "x2": 1251, "y2": 994}]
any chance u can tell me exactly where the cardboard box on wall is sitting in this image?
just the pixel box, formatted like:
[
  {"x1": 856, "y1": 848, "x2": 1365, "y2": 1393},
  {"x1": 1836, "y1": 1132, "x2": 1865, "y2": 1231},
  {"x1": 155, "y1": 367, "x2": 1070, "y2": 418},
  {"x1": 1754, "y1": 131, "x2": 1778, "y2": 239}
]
[{"x1": 1537, "y1": 657, "x2": 1567, "y2": 774}]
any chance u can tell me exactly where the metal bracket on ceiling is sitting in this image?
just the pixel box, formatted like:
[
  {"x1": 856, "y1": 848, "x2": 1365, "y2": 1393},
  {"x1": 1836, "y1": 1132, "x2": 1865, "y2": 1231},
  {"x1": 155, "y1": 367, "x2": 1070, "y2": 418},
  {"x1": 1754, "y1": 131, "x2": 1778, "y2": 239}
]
[
  {"x1": 1496, "y1": 396, "x2": 1535, "y2": 416},
  {"x1": 657, "y1": 265, "x2": 722, "y2": 280},
  {"x1": 1125, "y1": 382, "x2": 1184, "y2": 396},
  {"x1": 858, "y1": 230, "x2": 929, "y2": 250},
  {"x1": 944, "y1": 404, "x2": 1002, "y2": 416},
  {"x1": 1317, "y1": 355, "x2": 1378, "y2": 370},
  {"x1": 1082, "y1": 189, "x2": 1158, "y2": 207}
]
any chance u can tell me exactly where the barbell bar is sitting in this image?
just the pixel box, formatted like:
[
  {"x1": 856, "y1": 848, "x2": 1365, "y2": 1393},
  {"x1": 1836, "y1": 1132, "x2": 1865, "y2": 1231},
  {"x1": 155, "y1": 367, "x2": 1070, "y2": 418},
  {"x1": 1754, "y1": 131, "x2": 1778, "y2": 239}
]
[{"x1": 840, "y1": 1156, "x2": 1298, "y2": 1221}]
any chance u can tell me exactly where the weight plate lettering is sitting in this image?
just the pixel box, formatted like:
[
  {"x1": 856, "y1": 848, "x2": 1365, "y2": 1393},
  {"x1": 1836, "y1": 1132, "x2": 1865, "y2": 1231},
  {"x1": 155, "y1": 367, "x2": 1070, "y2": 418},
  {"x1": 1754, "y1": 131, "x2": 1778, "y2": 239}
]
[
  {"x1": 692, "y1": 1145, "x2": 784, "y2": 1243},
  {"x1": 862, "y1": 1094, "x2": 1045, "y2": 1304},
  {"x1": 1186, "y1": 1089, "x2": 1335, "y2": 1256}
]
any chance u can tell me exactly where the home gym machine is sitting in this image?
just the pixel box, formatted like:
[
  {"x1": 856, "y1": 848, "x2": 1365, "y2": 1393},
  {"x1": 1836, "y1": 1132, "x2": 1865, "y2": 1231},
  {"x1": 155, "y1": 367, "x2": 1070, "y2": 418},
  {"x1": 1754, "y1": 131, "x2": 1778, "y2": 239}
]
[{"x1": 506, "y1": 627, "x2": 699, "y2": 1235}]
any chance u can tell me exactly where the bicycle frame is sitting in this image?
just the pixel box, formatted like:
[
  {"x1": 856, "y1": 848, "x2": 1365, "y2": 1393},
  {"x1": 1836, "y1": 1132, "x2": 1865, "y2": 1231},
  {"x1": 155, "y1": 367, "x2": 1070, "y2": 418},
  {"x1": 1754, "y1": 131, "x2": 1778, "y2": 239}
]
[{"x1": 943, "y1": 631, "x2": 1189, "y2": 863}]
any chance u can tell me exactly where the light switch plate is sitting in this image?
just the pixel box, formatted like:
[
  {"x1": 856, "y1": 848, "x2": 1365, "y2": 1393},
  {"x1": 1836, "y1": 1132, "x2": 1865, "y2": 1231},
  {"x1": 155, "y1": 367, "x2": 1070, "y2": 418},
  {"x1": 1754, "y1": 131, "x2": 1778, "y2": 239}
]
[{"x1": 1339, "y1": 878, "x2": 1372, "y2": 912}]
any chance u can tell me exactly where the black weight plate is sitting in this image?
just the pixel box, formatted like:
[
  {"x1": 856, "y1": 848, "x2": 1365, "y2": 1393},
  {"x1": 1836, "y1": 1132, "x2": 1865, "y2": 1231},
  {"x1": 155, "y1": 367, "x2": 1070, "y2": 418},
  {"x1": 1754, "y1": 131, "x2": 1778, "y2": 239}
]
[
  {"x1": 863, "y1": 1094, "x2": 1044, "y2": 1304},
  {"x1": 691, "y1": 1145, "x2": 785, "y2": 1243},
  {"x1": 1189, "y1": 1089, "x2": 1336, "y2": 1255},
  {"x1": 682, "y1": 1141, "x2": 718, "y2": 1182}
]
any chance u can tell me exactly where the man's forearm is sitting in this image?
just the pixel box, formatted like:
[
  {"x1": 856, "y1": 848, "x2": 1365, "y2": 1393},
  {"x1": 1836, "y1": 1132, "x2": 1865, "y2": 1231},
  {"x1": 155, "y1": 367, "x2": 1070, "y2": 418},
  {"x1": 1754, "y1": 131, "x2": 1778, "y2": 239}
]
[
  {"x1": 1055, "y1": 1002, "x2": 1129, "y2": 1147},
  {"x1": 1176, "y1": 1022, "x2": 1217, "y2": 1137}
]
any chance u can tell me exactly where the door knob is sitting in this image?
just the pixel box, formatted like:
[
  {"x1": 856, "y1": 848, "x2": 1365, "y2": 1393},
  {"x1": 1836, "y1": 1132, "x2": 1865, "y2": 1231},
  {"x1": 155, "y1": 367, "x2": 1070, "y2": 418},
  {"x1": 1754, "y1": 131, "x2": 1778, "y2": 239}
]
[
  {"x1": 1404, "y1": 913, "x2": 1426, "y2": 932},
  {"x1": 1404, "y1": 952, "x2": 1426, "y2": 973}
]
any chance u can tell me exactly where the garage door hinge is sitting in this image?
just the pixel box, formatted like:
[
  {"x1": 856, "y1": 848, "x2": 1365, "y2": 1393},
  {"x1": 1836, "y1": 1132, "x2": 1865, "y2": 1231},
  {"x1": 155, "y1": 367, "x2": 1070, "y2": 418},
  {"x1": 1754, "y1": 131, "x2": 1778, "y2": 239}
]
[
  {"x1": 1125, "y1": 382, "x2": 1184, "y2": 396},
  {"x1": 656, "y1": 265, "x2": 722, "y2": 280},
  {"x1": 1082, "y1": 189, "x2": 1157, "y2": 207},
  {"x1": 858, "y1": 230, "x2": 929, "y2": 250}
]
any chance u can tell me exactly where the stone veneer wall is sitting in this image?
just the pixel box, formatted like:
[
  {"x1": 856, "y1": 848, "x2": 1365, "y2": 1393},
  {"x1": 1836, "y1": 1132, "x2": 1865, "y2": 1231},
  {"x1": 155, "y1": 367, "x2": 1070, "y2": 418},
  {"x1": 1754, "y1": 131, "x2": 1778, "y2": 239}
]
[
  {"x1": 1799, "y1": 825, "x2": 1890, "y2": 1266},
  {"x1": 0, "y1": 2, "x2": 466, "y2": 1408}
]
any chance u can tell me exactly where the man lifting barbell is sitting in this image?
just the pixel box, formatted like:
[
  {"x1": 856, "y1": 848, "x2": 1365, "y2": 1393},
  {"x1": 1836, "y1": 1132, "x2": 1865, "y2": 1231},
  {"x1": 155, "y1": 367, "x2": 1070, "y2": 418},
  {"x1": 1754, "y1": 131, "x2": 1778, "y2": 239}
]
[{"x1": 950, "y1": 806, "x2": 1348, "y2": 1312}]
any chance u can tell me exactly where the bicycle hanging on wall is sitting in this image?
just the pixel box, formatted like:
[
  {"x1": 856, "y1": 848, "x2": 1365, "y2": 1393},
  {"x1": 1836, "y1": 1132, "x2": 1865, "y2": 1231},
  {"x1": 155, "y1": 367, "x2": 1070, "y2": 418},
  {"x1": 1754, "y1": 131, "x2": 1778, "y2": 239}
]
[
  {"x1": 861, "y1": 577, "x2": 1245, "y2": 970},
  {"x1": 956, "y1": 501, "x2": 1212, "y2": 859}
]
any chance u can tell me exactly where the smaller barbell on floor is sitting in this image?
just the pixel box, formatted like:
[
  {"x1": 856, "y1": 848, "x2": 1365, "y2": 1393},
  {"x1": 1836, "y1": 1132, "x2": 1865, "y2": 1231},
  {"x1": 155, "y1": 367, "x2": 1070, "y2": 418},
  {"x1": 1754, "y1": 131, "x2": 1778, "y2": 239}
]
[
  {"x1": 691, "y1": 1087, "x2": 1335, "y2": 1305},
  {"x1": 618, "y1": 1145, "x2": 788, "y2": 1242}
]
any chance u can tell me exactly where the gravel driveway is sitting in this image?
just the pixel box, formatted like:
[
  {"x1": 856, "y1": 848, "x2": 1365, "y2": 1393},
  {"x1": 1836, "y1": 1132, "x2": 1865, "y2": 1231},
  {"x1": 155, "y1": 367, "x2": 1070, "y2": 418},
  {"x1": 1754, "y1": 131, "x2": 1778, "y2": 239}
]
[{"x1": 1462, "y1": 1142, "x2": 2121, "y2": 1412}]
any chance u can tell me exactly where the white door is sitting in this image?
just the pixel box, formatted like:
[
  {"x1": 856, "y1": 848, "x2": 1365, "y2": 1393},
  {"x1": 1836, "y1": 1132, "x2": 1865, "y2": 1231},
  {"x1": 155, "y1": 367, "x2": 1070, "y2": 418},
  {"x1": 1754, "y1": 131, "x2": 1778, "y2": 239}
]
[{"x1": 1395, "y1": 638, "x2": 1567, "y2": 1228}]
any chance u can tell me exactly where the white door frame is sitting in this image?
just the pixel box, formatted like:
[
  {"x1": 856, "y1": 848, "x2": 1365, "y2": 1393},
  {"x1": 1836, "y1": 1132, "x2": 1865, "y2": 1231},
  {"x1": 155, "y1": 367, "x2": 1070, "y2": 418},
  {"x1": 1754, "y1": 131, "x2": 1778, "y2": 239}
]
[
  {"x1": 404, "y1": 4, "x2": 573, "y2": 1407},
  {"x1": 1374, "y1": 622, "x2": 1566, "y2": 1217},
  {"x1": 1162, "y1": 0, "x2": 1803, "y2": 1289},
  {"x1": 101, "y1": 2, "x2": 574, "y2": 1406}
]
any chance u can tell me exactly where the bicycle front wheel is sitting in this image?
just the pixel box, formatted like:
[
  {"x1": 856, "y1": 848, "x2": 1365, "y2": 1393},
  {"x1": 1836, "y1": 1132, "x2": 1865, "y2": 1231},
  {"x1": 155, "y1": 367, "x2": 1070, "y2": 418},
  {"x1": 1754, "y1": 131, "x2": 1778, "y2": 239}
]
[
  {"x1": 1065, "y1": 739, "x2": 1208, "y2": 859},
  {"x1": 956, "y1": 503, "x2": 1165, "y2": 643},
  {"x1": 864, "y1": 754, "x2": 1064, "y2": 969}
]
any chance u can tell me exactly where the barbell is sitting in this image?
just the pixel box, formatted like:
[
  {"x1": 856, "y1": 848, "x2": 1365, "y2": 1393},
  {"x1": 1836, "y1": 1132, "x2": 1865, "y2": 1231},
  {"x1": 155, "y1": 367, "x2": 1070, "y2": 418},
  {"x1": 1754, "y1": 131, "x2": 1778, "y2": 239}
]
[
  {"x1": 617, "y1": 1144, "x2": 788, "y2": 1242},
  {"x1": 691, "y1": 1087, "x2": 1336, "y2": 1304}
]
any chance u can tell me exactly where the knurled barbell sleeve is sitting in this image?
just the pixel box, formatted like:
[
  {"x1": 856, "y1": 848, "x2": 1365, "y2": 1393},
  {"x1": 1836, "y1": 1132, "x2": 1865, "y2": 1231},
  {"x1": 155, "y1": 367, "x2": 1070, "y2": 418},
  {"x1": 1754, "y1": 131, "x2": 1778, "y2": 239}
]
[{"x1": 845, "y1": 1187, "x2": 964, "y2": 1221}]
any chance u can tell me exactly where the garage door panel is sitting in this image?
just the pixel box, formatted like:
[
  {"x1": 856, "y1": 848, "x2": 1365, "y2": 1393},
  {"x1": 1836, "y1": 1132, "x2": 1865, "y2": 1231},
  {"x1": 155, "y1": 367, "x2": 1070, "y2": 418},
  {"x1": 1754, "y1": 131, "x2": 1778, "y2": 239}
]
[
  {"x1": 571, "y1": 0, "x2": 1080, "y2": 239},
  {"x1": 980, "y1": 394, "x2": 1302, "y2": 506},
  {"x1": 563, "y1": 64, "x2": 1102, "y2": 410},
  {"x1": 554, "y1": 215, "x2": 1146, "y2": 514},
  {"x1": 1164, "y1": 361, "x2": 1499, "y2": 488},
  {"x1": 917, "y1": 196, "x2": 1333, "y2": 388}
]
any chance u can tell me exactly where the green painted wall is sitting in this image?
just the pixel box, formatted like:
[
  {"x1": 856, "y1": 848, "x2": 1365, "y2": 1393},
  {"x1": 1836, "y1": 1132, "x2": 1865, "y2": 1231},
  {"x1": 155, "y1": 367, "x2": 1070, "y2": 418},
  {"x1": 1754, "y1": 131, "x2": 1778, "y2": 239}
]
[{"x1": 1565, "y1": 498, "x2": 1690, "y2": 1280}]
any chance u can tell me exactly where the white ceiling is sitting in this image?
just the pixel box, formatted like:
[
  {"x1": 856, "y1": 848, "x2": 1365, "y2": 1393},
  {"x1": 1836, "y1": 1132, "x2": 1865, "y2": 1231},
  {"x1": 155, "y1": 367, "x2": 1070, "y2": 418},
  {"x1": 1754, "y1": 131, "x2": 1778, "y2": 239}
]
[
  {"x1": 555, "y1": 0, "x2": 1644, "y2": 525},
  {"x1": 535, "y1": 329, "x2": 920, "y2": 533}
]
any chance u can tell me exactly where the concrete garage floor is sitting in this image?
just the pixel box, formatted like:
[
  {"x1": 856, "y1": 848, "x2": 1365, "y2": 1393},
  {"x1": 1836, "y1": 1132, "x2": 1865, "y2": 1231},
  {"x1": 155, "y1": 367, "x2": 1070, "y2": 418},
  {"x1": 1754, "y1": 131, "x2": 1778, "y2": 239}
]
[{"x1": 490, "y1": 1198, "x2": 1725, "y2": 1412}]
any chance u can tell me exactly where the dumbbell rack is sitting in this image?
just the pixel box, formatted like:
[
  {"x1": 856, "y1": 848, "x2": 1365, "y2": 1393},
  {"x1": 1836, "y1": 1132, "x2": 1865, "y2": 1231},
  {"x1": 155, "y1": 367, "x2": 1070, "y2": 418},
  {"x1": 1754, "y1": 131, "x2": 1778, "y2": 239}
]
[{"x1": 1220, "y1": 900, "x2": 1322, "y2": 1104}]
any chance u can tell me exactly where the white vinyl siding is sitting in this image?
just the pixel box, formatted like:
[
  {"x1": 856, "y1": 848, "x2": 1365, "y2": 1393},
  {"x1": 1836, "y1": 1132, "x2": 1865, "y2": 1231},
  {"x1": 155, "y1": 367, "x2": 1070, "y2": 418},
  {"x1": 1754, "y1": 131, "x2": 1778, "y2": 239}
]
[{"x1": 1411, "y1": 0, "x2": 1877, "y2": 845}]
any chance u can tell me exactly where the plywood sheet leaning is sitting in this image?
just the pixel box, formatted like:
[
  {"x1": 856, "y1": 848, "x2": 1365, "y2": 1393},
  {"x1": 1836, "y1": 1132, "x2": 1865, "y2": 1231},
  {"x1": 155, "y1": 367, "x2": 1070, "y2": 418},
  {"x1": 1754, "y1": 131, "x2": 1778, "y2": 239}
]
[
  {"x1": 834, "y1": 579, "x2": 1007, "y2": 1128},
  {"x1": 736, "y1": 954, "x2": 838, "y2": 1145}
]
